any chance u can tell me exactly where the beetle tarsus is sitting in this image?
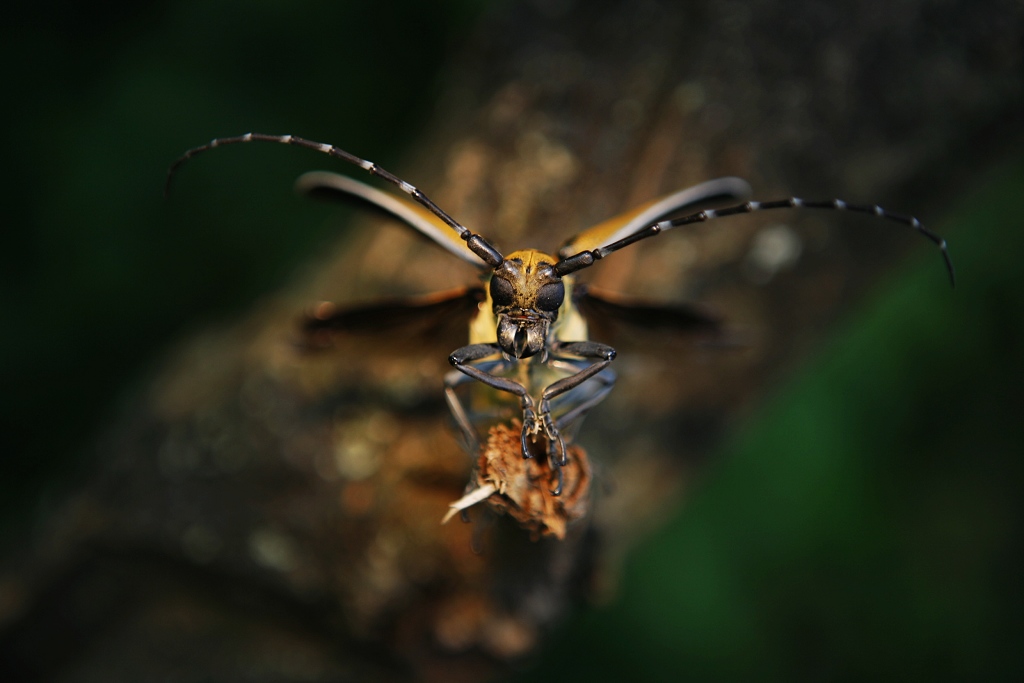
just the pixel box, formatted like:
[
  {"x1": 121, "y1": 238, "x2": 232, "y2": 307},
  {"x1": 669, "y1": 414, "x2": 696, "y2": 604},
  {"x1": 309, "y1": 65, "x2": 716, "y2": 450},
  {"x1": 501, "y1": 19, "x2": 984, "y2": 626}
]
[
  {"x1": 549, "y1": 459, "x2": 564, "y2": 497},
  {"x1": 541, "y1": 412, "x2": 567, "y2": 467},
  {"x1": 520, "y1": 411, "x2": 537, "y2": 459}
]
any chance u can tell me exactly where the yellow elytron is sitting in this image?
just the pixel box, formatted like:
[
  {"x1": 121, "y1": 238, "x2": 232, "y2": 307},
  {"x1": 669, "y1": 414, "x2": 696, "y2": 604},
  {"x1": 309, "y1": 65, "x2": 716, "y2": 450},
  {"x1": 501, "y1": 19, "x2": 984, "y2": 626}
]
[{"x1": 168, "y1": 133, "x2": 954, "y2": 496}]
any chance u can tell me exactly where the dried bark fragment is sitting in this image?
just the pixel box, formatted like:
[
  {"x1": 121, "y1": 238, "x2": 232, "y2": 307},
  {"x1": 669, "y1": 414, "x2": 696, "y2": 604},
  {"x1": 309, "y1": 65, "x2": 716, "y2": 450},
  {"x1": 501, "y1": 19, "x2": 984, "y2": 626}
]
[{"x1": 445, "y1": 421, "x2": 591, "y2": 540}]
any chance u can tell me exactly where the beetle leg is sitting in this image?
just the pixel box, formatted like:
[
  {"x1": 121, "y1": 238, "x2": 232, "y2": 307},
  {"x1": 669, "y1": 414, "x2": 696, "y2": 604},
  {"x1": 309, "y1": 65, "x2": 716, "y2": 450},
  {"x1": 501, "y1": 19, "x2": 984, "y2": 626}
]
[
  {"x1": 443, "y1": 373, "x2": 482, "y2": 455},
  {"x1": 534, "y1": 341, "x2": 617, "y2": 473},
  {"x1": 449, "y1": 344, "x2": 529, "y2": 399},
  {"x1": 550, "y1": 341, "x2": 618, "y2": 363},
  {"x1": 520, "y1": 400, "x2": 540, "y2": 460},
  {"x1": 549, "y1": 458, "x2": 564, "y2": 497},
  {"x1": 449, "y1": 343, "x2": 537, "y2": 459},
  {"x1": 543, "y1": 344, "x2": 617, "y2": 410},
  {"x1": 551, "y1": 363, "x2": 616, "y2": 433},
  {"x1": 541, "y1": 407, "x2": 567, "y2": 466}
]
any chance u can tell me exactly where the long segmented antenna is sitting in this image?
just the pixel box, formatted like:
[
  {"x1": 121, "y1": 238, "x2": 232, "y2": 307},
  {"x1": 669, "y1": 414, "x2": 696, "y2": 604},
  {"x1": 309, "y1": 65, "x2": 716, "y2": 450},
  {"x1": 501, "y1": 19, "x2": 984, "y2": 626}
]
[
  {"x1": 165, "y1": 133, "x2": 504, "y2": 267},
  {"x1": 556, "y1": 197, "x2": 955, "y2": 286}
]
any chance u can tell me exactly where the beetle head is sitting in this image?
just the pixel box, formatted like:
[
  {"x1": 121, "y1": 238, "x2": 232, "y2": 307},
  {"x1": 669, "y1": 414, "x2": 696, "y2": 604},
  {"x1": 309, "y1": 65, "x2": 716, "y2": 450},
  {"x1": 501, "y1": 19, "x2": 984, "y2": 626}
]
[{"x1": 489, "y1": 250, "x2": 565, "y2": 359}]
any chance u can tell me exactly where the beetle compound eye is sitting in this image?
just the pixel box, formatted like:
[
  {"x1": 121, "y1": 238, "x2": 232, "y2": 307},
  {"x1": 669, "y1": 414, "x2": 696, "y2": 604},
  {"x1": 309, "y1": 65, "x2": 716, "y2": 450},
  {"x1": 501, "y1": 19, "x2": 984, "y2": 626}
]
[
  {"x1": 489, "y1": 275, "x2": 516, "y2": 307},
  {"x1": 536, "y1": 282, "x2": 565, "y2": 312}
]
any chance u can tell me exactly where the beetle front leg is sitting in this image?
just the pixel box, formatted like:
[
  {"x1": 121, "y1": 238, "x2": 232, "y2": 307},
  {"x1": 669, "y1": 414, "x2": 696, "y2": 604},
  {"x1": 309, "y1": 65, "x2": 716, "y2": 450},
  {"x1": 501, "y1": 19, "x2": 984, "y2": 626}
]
[
  {"x1": 540, "y1": 341, "x2": 617, "y2": 466},
  {"x1": 537, "y1": 401, "x2": 567, "y2": 466},
  {"x1": 443, "y1": 374, "x2": 483, "y2": 455},
  {"x1": 449, "y1": 343, "x2": 538, "y2": 459}
]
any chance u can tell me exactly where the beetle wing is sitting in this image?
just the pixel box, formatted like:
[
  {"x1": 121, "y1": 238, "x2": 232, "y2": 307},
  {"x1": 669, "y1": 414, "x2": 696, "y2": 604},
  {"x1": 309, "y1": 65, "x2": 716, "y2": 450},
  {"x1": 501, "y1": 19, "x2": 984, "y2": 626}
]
[
  {"x1": 574, "y1": 285, "x2": 722, "y2": 336},
  {"x1": 296, "y1": 171, "x2": 485, "y2": 267},
  {"x1": 558, "y1": 177, "x2": 752, "y2": 257},
  {"x1": 302, "y1": 286, "x2": 484, "y2": 349}
]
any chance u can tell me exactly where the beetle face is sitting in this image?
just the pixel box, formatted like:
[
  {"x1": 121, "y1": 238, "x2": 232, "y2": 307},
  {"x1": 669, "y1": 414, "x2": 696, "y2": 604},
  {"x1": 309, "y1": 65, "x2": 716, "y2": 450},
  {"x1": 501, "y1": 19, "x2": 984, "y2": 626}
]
[{"x1": 490, "y1": 250, "x2": 565, "y2": 359}]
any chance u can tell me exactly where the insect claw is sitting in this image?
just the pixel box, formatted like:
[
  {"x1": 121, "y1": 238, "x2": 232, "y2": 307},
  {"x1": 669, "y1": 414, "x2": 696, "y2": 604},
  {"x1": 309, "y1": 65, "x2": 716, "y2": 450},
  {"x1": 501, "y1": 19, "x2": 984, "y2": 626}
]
[
  {"x1": 549, "y1": 462, "x2": 564, "y2": 497},
  {"x1": 520, "y1": 420, "x2": 536, "y2": 460},
  {"x1": 542, "y1": 412, "x2": 568, "y2": 466},
  {"x1": 520, "y1": 428, "x2": 534, "y2": 459}
]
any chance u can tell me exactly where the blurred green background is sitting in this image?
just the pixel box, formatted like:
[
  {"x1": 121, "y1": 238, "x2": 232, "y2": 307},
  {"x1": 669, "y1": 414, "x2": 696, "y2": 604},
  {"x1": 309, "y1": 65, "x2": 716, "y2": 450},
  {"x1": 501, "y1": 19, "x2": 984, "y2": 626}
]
[
  {"x1": 518, "y1": 164, "x2": 1024, "y2": 680},
  {"x1": 2, "y1": 1, "x2": 1021, "y2": 680}
]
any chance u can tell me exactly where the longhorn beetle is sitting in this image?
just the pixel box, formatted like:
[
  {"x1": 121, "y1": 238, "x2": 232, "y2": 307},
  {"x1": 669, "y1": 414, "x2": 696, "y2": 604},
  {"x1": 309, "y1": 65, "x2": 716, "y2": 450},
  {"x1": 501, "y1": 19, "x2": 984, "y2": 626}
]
[{"x1": 167, "y1": 133, "x2": 955, "y2": 500}]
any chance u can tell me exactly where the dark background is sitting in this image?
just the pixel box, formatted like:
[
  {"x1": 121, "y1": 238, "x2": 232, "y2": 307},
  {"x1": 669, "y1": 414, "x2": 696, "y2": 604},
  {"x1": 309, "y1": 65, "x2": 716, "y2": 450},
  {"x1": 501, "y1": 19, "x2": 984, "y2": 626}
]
[
  {"x1": 2, "y1": 0, "x2": 1022, "y2": 680},
  {"x1": 0, "y1": 0, "x2": 479, "y2": 520}
]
